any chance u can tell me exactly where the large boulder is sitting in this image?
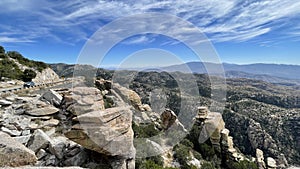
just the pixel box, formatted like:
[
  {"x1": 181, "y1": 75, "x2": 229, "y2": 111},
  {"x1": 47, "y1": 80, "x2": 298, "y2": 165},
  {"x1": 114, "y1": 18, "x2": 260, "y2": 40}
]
[
  {"x1": 32, "y1": 67, "x2": 60, "y2": 84},
  {"x1": 28, "y1": 129, "x2": 52, "y2": 153},
  {"x1": 61, "y1": 87, "x2": 105, "y2": 116},
  {"x1": 112, "y1": 83, "x2": 142, "y2": 110},
  {"x1": 65, "y1": 106, "x2": 135, "y2": 158},
  {"x1": 0, "y1": 131, "x2": 37, "y2": 167}
]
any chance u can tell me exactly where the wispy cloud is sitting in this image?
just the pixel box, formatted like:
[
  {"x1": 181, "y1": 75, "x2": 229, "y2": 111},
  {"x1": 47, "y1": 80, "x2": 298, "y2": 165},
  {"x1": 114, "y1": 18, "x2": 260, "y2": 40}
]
[
  {"x1": 0, "y1": 0, "x2": 300, "y2": 45},
  {"x1": 122, "y1": 36, "x2": 155, "y2": 45},
  {"x1": 0, "y1": 36, "x2": 35, "y2": 43}
]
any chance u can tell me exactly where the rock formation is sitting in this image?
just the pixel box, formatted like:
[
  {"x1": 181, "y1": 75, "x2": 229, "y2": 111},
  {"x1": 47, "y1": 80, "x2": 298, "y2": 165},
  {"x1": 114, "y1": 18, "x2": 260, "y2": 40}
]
[
  {"x1": 61, "y1": 86, "x2": 135, "y2": 169},
  {"x1": 33, "y1": 68, "x2": 60, "y2": 84},
  {"x1": 256, "y1": 149, "x2": 266, "y2": 169},
  {"x1": 0, "y1": 131, "x2": 37, "y2": 167}
]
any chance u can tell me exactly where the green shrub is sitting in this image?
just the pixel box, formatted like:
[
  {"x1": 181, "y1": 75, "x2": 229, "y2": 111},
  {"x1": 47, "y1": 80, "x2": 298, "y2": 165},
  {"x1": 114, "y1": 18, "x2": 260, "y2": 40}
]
[
  {"x1": 132, "y1": 122, "x2": 161, "y2": 138},
  {"x1": 230, "y1": 160, "x2": 258, "y2": 169},
  {"x1": 201, "y1": 161, "x2": 215, "y2": 169},
  {"x1": 137, "y1": 159, "x2": 176, "y2": 169}
]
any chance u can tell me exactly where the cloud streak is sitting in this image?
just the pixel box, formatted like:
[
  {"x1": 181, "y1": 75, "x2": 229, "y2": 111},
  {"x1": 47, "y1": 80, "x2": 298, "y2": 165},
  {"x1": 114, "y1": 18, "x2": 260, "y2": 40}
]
[{"x1": 0, "y1": 0, "x2": 300, "y2": 45}]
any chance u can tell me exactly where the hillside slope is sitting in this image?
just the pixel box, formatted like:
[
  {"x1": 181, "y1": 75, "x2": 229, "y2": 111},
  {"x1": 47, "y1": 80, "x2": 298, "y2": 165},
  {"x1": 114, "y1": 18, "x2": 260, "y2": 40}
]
[{"x1": 0, "y1": 46, "x2": 59, "y2": 84}]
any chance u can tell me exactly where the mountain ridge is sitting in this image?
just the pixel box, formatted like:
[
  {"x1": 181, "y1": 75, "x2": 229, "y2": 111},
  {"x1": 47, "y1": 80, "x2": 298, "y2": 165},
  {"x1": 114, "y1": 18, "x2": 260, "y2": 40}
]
[{"x1": 160, "y1": 61, "x2": 300, "y2": 80}]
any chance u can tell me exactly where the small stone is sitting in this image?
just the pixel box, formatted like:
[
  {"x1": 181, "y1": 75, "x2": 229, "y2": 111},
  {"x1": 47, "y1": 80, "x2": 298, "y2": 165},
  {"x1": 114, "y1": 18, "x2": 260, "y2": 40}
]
[
  {"x1": 0, "y1": 99, "x2": 12, "y2": 106},
  {"x1": 66, "y1": 146, "x2": 82, "y2": 157},
  {"x1": 22, "y1": 130, "x2": 31, "y2": 136},
  {"x1": 1, "y1": 126, "x2": 21, "y2": 136},
  {"x1": 267, "y1": 157, "x2": 277, "y2": 168},
  {"x1": 161, "y1": 109, "x2": 177, "y2": 130},
  {"x1": 36, "y1": 149, "x2": 48, "y2": 160}
]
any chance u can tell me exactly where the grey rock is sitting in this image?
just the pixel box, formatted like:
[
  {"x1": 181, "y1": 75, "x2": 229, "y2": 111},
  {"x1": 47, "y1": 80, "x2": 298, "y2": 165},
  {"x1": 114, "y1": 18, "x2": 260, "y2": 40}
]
[
  {"x1": 66, "y1": 146, "x2": 82, "y2": 157},
  {"x1": 0, "y1": 99, "x2": 12, "y2": 106},
  {"x1": 49, "y1": 136, "x2": 66, "y2": 159},
  {"x1": 22, "y1": 130, "x2": 31, "y2": 136},
  {"x1": 28, "y1": 129, "x2": 52, "y2": 152},
  {"x1": 0, "y1": 131, "x2": 37, "y2": 167},
  {"x1": 1, "y1": 126, "x2": 21, "y2": 136},
  {"x1": 112, "y1": 83, "x2": 142, "y2": 110},
  {"x1": 45, "y1": 154, "x2": 58, "y2": 166},
  {"x1": 127, "y1": 159, "x2": 135, "y2": 169},
  {"x1": 14, "y1": 135, "x2": 32, "y2": 146},
  {"x1": 111, "y1": 159, "x2": 126, "y2": 169},
  {"x1": 41, "y1": 89, "x2": 62, "y2": 106},
  {"x1": 63, "y1": 151, "x2": 87, "y2": 166},
  {"x1": 36, "y1": 149, "x2": 48, "y2": 160}
]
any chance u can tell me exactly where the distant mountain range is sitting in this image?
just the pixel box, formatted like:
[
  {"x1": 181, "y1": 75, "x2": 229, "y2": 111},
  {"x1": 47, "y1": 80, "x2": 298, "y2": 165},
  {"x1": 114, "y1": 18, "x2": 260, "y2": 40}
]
[
  {"x1": 50, "y1": 62, "x2": 300, "y2": 86},
  {"x1": 161, "y1": 62, "x2": 300, "y2": 80}
]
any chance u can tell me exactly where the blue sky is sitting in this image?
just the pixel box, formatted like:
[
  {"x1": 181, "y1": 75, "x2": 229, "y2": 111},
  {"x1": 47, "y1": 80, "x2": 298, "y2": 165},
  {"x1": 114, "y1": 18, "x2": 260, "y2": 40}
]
[{"x1": 0, "y1": 0, "x2": 300, "y2": 66}]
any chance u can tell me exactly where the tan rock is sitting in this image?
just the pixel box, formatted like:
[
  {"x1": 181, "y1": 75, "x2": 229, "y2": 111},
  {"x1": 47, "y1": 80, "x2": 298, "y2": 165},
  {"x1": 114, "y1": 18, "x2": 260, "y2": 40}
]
[
  {"x1": 61, "y1": 87, "x2": 105, "y2": 116},
  {"x1": 25, "y1": 106, "x2": 59, "y2": 116},
  {"x1": 0, "y1": 132, "x2": 37, "y2": 167},
  {"x1": 65, "y1": 106, "x2": 135, "y2": 158},
  {"x1": 112, "y1": 83, "x2": 142, "y2": 110},
  {"x1": 256, "y1": 149, "x2": 266, "y2": 169},
  {"x1": 267, "y1": 157, "x2": 277, "y2": 168}
]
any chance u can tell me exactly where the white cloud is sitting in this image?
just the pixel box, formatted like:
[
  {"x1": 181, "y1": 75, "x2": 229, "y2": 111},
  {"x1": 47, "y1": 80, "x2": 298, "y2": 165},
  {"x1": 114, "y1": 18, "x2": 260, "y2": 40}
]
[
  {"x1": 0, "y1": 36, "x2": 35, "y2": 43},
  {"x1": 122, "y1": 36, "x2": 155, "y2": 45},
  {"x1": 1, "y1": 0, "x2": 300, "y2": 44}
]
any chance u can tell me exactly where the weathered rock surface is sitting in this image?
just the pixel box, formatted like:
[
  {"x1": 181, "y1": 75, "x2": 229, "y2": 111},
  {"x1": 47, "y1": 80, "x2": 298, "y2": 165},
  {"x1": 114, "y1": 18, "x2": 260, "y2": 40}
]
[
  {"x1": 32, "y1": 67, "x2": 60, "y2": 84},
  {"x1": 256, "y1": 149, "x2": 266, "y2": 169},
  {"x1": 25, "y1": 106, "x2": 59, "y2": 116},
  {"x1": 161, "y1": 109, "x2": 177, "y2": 130},
  {"x1": 0, "y1": 99, "x2": 12, "y2": 106},
  {"x1": 49, "y1": 136, "x2": 67, "y2": 159},
  {"x1": 0, "y1": 131, "x2": 37, "y2": 167},
  {"x1": 61, "y1": 87, "x2": 105, "y2": 116},
  {"x1": 28, "y1": 129, "x2": 52, "y2": 152},
  {"x1": 65, "y1": 106, "x2": 135, "y2": 158},
  {"x1": 267, "y1": 157, "x2": 277, "y2": 169},
  {"x1": 112, "y1": 83, "x2": 142, "y2": 110},
  {"x1": 41, "y1": 89, "x2": 63, "y2": 107}
]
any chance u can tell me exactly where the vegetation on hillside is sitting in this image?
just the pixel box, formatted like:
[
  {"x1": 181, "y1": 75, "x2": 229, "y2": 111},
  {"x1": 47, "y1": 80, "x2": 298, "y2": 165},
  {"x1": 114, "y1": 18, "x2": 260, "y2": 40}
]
[
  {"x1": 0, "y1": 46, "x2": 48, "y2": 81},
  {"x1": 93, "y1": 69, "x2": 300, "y2": 166}
]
